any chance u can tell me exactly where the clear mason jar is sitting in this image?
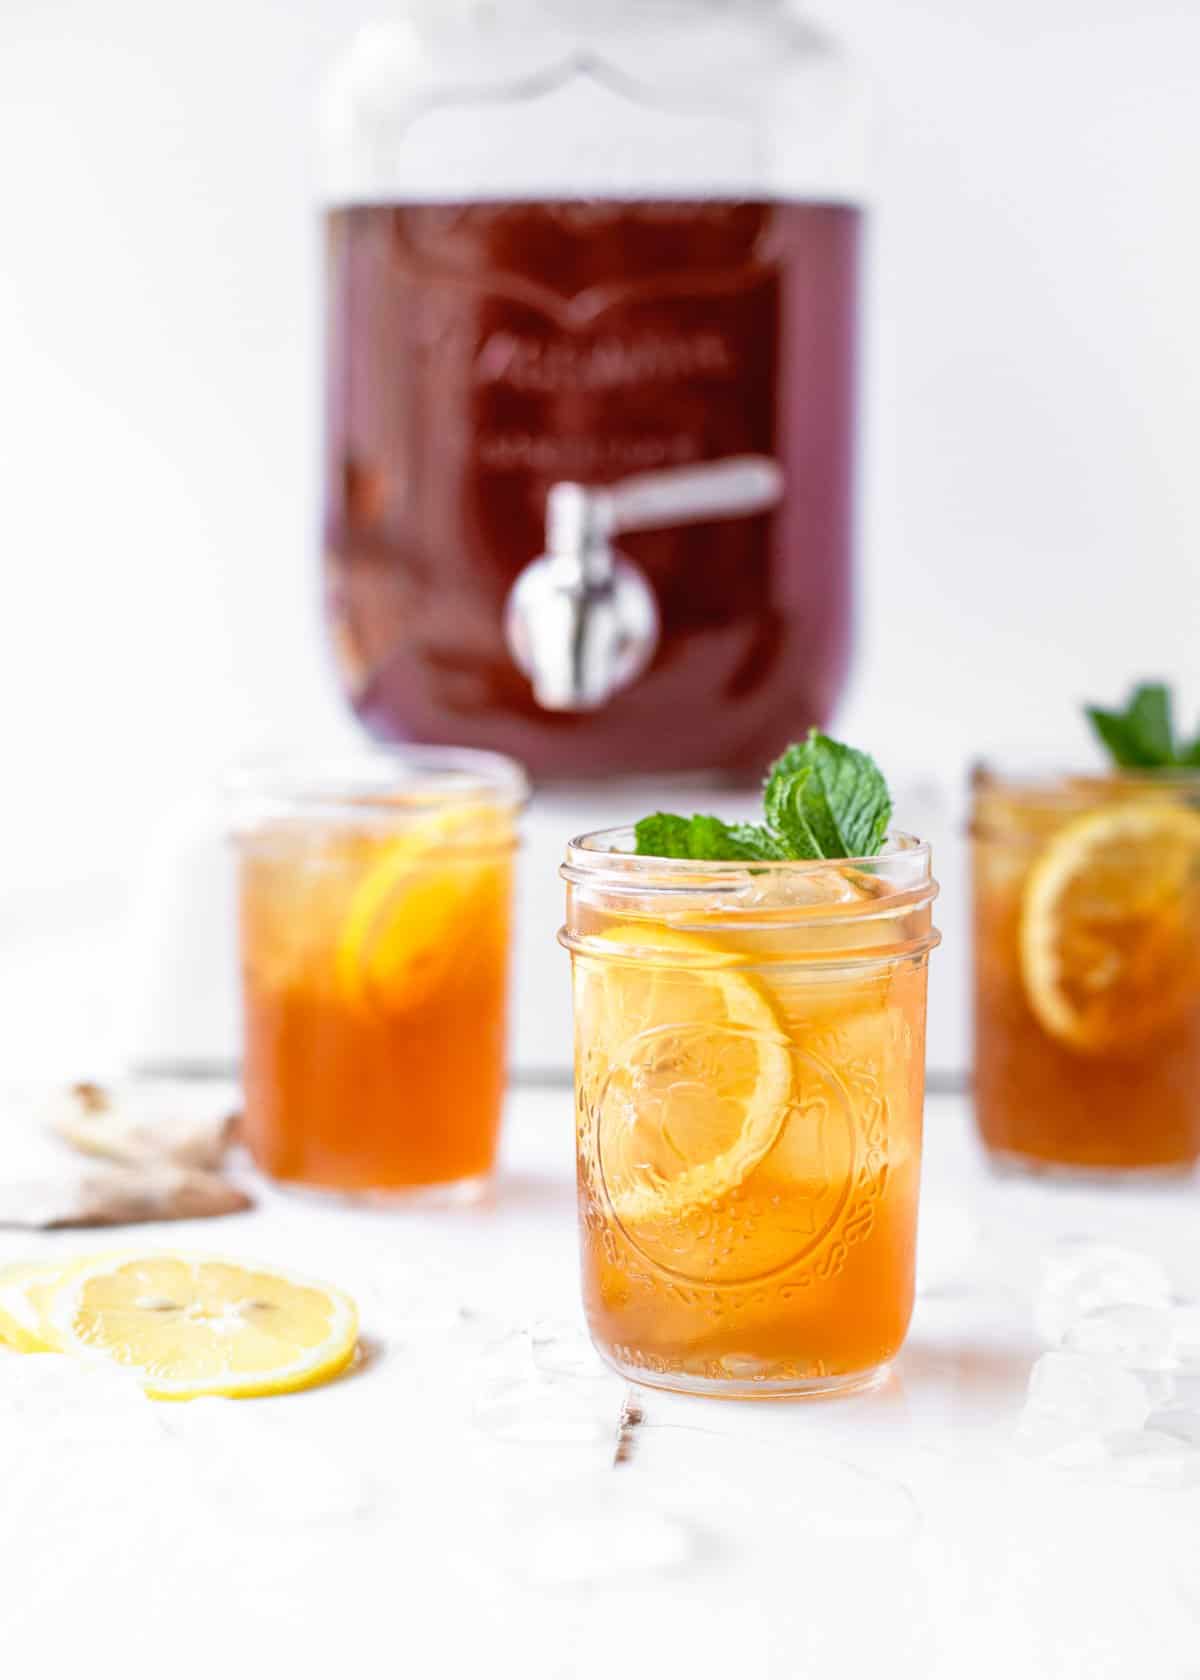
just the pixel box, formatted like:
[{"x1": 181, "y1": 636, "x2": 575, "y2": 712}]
[
  {"x1": 231, "y1": 747, "x2": 527, "y2": 1202},
  {"x1": 319, "y1": 0, "x2": 867, "y2": 778},
  {"x1": 560, "y1": 829, "x2": 939, "y2": 1397},
  {"x1": 971, "y1": 765, "x2": 1200, "y2": 1178}
]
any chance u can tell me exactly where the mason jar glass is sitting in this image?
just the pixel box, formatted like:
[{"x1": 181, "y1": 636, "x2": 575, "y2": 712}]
[
  {"x1": 232, "y1": 747, "x2": 526, "y2": 1201},
  {"x1": 560, "y1": 829, "x2": 939, "y2": 1397},
  {"x1": 971, "y1": 765, "x2": 1200, "y2": 1177}
]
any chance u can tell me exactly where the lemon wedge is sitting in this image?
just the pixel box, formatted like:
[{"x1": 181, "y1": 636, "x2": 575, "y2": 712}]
[
  {"x1": 335, "y1": 805, "x2": 506, "y2": 1011},
  {"x1": 1021, "y1": 802, "x2": 1200, "y2": 1053},
  {"x1": 584, "y1": 923, "x2": 793, "y2": 1226},
  {"x1": 0, "y1": 1260, "x2": 70, "y2": 1353},
  {"x1": 45, "y1": 1254, "x2": 359, "y2": 1400}
]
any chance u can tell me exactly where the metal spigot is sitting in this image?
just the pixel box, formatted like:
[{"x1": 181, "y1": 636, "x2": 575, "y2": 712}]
[{"x1": 503, "y1": 455, "x2": 784, "y2": 712}]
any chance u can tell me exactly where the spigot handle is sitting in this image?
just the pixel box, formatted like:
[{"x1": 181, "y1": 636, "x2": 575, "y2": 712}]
[
  {"x1": 603, "y1": 456, "x2": 783, "y2": 535},
  {"x1": 504, "y1": 453, "x2": 783, "y2": 713}
]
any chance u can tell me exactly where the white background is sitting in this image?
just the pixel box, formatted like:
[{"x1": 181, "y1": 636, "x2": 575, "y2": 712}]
[{"x1": 2, "y1": 0, "x2": 1199, "y2": 929}]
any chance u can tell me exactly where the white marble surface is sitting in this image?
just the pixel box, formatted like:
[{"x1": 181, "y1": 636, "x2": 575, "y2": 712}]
[{"x1": 2, "y1": 1086, "x2": 1200, "y2": 1680}]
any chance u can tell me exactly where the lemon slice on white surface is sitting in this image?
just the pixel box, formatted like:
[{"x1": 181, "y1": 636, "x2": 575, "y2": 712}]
[
  {"x1": 46, "y1": 1253, "x2": 359, "y2": 1400},
  {"x1": 0, "y1": 1260, "x2": 69, "y2": 1353}
]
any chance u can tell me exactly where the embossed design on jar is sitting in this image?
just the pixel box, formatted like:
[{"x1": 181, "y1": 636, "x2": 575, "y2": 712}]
[{"x1": 594, "y1": 1023, "x2": 868, "y2": 1286}]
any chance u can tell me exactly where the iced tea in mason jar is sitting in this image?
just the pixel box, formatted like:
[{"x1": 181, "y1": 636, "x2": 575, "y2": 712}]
[
  {"x1": 561, "y1": 829, "x2": 939, "y2": 1397},
  {"x1": 971, "y1": 767, "x2": 1200, "y2": 1176},
  {"x1": 233, "y1": 749, "x2": 525, "y2": 1201}
]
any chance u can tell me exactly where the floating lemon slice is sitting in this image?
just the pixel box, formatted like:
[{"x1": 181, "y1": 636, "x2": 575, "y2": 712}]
[
  {"x1": 45, "y1": 1254, "x2": 359, "y2": 1400},
  {"x1": 1021, "y1": 803, "x2": 1200, "y2": 1053},
  {"x1": 0, "y1": 1260, "x2": 71, "y2": 1353},
  {"x1": 335, "y1": 805, "x2": 506, "y2": 1011},
  {"x1": 586, "y1": 924, "x2": 793, "y2": 1226}
]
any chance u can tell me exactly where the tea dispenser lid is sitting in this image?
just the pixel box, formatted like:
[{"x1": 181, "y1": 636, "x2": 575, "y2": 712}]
[{"x1": 319, "y1": 1, "x2": 866, "y2": 203}]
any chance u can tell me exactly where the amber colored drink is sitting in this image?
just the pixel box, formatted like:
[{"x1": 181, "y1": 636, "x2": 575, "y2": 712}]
[
  {"x1": 560, "y1": 832, "x2": 938, "y2": 1397},
  {"x1": 972, "y1": 769, "x2": 1200, "y2": 1176},
  {"x1": 324, "y1": 200, "x2": 859, "y2": 777},
  {"x1": 234, "y1": 752, "x2": 524, "y2": 1199}
]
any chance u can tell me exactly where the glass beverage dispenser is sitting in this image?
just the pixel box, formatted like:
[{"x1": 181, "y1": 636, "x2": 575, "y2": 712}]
[{"x1": 320, "y1": 0, "x2": 867, "y2": 780}]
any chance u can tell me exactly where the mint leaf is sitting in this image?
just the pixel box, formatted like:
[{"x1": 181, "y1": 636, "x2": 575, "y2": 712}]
[
  {"x1": 723, "y1": 821, "x2": 790, "y2": 860},
  {"x1": 1127, "y1": 683, "x2": 1174, "y2": 762},
  {"x1": 763, "y1": 730, "x2": 892, "y2": 860},
  {"x1": 633, "y1": 813, "x2": 694, "y2": 858},
  {"x1": 1085, "y1": 682, "x2": 1198, "y2": 769},
  {"x1": 633, "y1": 812, "x2": 783, "y2": 862},
  {"x1": 1085, "y1": 706, "x2": 1160, "y2": 769},
  {"x1": 764, "y1": 756, "x2": 836, "y2": 858},
  {"x1": 630, "y1": 731, "x2": 893, "y2": 863}
]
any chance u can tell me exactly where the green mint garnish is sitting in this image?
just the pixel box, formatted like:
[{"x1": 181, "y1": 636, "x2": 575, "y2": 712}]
[
  {"x1": 1086, "y1": 682, "x2": 1200, "y2": 769},
  {"x1": 632, "y1": 813, "x2": 787, "y2": 862},
  {"x1": 633, "y1": 730, "x2": 892, "y2": 862}
]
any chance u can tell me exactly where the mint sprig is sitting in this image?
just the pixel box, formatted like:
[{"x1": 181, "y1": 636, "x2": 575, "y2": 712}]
[
  {"x1": 1086, "y1": 682, "x2": 1200, "y2": 770},
  {"x1": 633, "y1": 730, "x2": 893, "y2": 863}
]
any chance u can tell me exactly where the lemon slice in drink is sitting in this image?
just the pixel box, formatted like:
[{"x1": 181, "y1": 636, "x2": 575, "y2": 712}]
[
  {"x1": 587, "y1": 924, "x2": 792, "y2": 1225},
  {"x1": 335, "y1": 805, "x2": 505, "y2": 1011},
  {"x1": 0, "y1": 1260, "x2": 70, "y2": 1353},
  {"x1": 46, "y1": 1254, "x2": 359, "y2": 1400},
  {"x1": 1021, "y1": 803, "x2": 1200, "y2": 1053}
]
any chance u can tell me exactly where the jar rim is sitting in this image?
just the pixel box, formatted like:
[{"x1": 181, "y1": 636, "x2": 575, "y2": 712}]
[
  {"x1": 228, "y1": 745, "x2": 529, "y2": 828},
  {"x1": 561, "y1": 826, "x2": 935, "y2": 921},
  {"x1": 564, "y1": 825, "x2": 928, "y2": 873},
  {"x1": 971, "y1": 763, "x2": 1200, "y2": 805}
]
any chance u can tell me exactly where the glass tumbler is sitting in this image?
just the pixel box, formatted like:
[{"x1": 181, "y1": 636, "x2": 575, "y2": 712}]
[
  {"x1": 560, "y1": 829, "x2": 939, "y2": 1397},
  {"x1": 971, "y1": 766, "x2": 1200, "y2": 1177},
  {"x1": 232, "y1": 748, "x2": 526, "y2": 1201}
]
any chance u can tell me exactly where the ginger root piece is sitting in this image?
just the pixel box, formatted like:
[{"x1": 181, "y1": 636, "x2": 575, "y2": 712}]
[{"x1": 45, "y1": 1082, "x2": 240, "y2": 1171}]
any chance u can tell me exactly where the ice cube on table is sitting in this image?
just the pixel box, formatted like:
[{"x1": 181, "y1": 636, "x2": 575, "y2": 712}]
[
  {"x1": 1146, "y1": 1408, "x2": 1200, "y2": 1448},
  {"x1": 0, "y1": 1350, "x2": 159, "y2": 1443},
  {"x1": 1063, "y1": 1303, "x2": 1177, "y2": 1369},
  {"x1": 1034, "y1": 1244, "x2": 1172, "y2": 1346},
  {"x1": 473, "y1": 1375, "x2": 615, "y2": 1446},
  {"x1": 1018, "y1": 1352, "x2": 1155, "y2": 1457},
  {"x1": 1103, "y1": 1429, "x2": 1200, "y2": 1489},
  {"x1": 163, "y1": 1400, "x2": 377, "y2": 1524},
  {"x1": 1168, "y1": 1304, "x2": 1200, "y2": 1368},
  {"x1": 497, "y1": 1480, "x2": 699, "y2": 1589},
  {"x1": 520, "y1": 1505, "x2": 697, "y2": 1589},
  {"x1": 528, "y1": 1318, "x2": 605, "y2": 1382}
]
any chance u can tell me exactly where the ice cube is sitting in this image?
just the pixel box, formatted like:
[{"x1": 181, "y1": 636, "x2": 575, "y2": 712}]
[
  {"x1": 0, "y1": 1352, "x2": 160, "y2": 1445},
  {"x1": 1146, "y1": 1408, "x2": 1200, "y2": 1448},
  {"x1": 1103, "y1": 1429, "x2": 1200, "y2": 1489},
  {"x1": 1034, "y1": 1244, "x2": 1172, "y2": 1345},
  {"x1": 1018, "y1": 1352, "x2": 1154, "y2": 1456},
  {"x1": 473, "y1": 1376, "x2": 614, "y2": 1446},
  {"x1": 1168, "y1": 1304, "x2": 1200, "y2": 1369},
  {"x1": 171, "y1": 1406, "x2": 377, "y2": 1524},
  {"x1": 732, "y1": 864, "x2": 871, "y2": 911},
  {"x1": 1063, "y1": 1303, "x2": 1177, "y2": 1369},
  {"x1": 505, "y1": 1487, "x2": 699, "y2": 1588},
  {"x1": 527, "y1": 1319, "x2": 605, "y2": 1382}
]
